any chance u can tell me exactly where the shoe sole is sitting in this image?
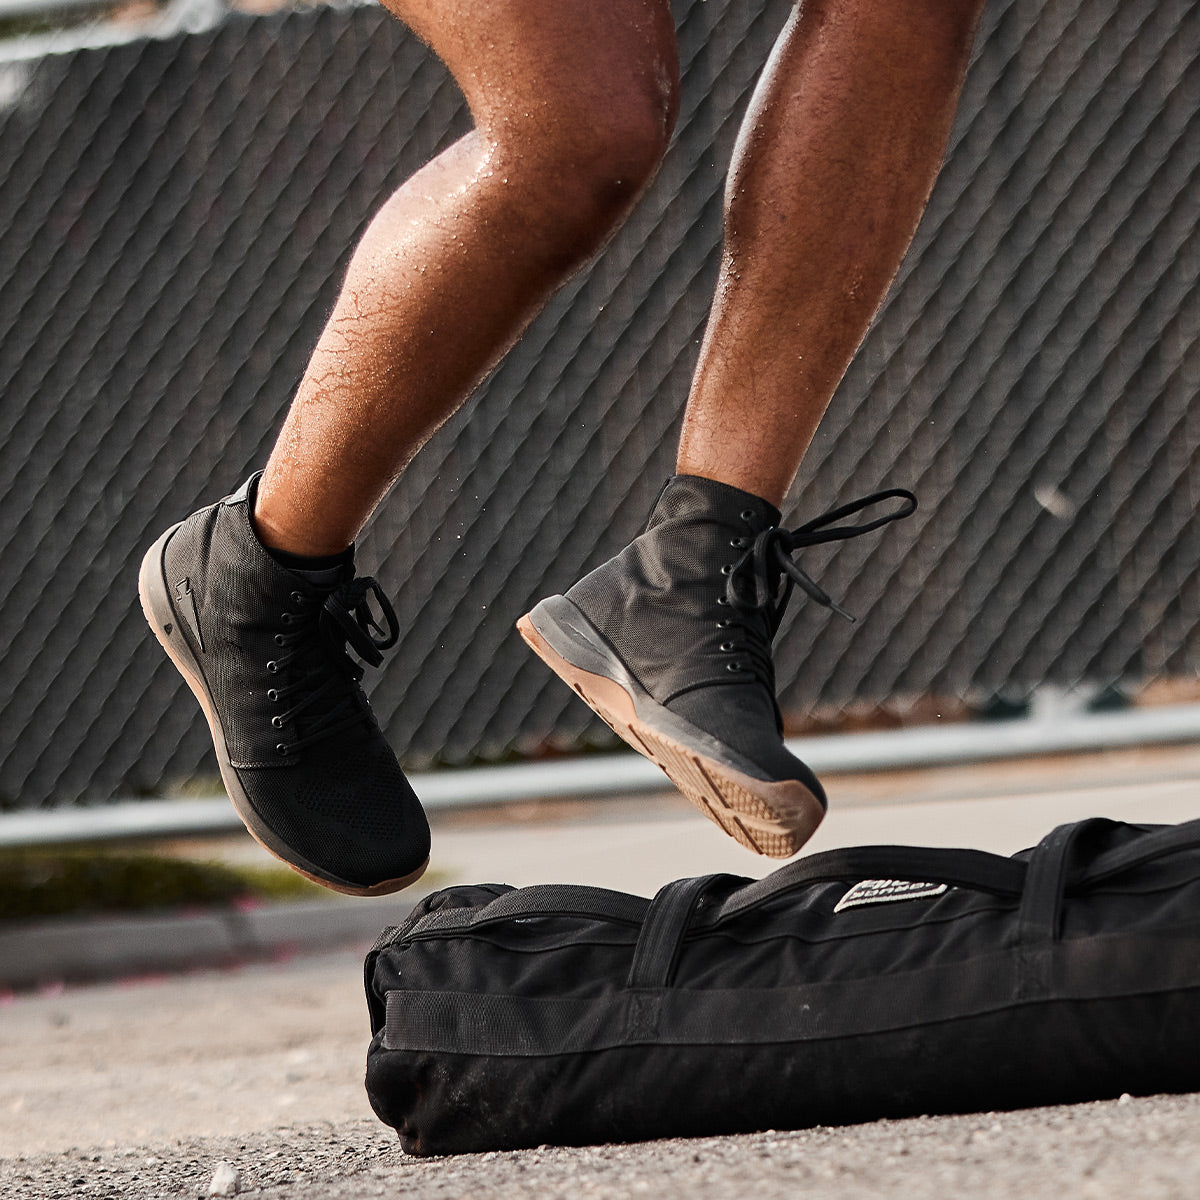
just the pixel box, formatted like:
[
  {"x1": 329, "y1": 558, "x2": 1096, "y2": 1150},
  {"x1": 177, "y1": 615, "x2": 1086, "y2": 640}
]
[
  {"x1": 517, "y1": 596, "x2": 824, "y2": 859},
  {"x1": 138, "y1": 524, "x2": 428, "y2": 897}
]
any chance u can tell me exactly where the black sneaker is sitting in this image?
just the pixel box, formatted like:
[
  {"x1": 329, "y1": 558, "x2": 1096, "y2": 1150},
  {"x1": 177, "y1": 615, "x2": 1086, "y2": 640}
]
[
  {"x1": 518, "y1": 475, "x2": 915, "y2": 858},
  {"x1": 138, "y1": 474, "x2": 430, "y2": 895}
]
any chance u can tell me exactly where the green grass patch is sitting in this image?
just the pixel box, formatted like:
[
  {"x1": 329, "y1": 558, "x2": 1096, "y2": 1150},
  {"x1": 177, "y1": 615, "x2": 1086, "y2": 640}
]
[{"x1": 0, "y1": 849, "x2": 333, "y2": 921}]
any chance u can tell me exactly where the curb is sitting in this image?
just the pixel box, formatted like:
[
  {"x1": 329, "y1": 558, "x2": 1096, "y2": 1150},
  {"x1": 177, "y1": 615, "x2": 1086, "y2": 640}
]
[{"x1": 0, "y1": 896, "x2": 420, "y2": 991}]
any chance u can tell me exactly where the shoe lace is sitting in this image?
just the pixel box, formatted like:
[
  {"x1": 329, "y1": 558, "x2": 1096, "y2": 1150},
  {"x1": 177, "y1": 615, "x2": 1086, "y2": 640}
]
[
  {"x1": 722, "y1": 489, "x2": 917, "y2": 692},
  {"x1": 266, "y1": 576, "x2": 400, "y2": 755}
]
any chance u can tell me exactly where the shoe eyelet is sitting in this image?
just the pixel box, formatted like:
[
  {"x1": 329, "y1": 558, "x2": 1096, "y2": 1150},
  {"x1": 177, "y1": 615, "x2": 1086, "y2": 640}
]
[
  {"x1": 290, "y1": 591, "x2": 304, "y2": 605},
  {"x1": 740, "y1": 509, "x2": 755, "y2": 522},
  {"x1": 716, "y1": 596, "x2": 728, "y2": 606},
  {"x1": 730, "y1": 537, "x2": 747, "y2": 549},
  {"x1": 271, "y1": 716, "x2": 284, "y2": 729},
  {"x1": 720, "y1": 564, "x2": 734, "y2": 576},
  {"x1": 274, "y1": 634, "x2": 286, "y2": 646},
  {"x1": 275, "y1": 743, "x2": 290, "y2": 756},
  {"x1": 716, "y1": 619, "x2": 731, "y2": 629},
  {"x1": 726, "y1": 661, "x2": 742, "y2": 672},
  {"x1": 267, "y1": 689, "x2": 280, "y2": 702},
  {"x1": 720, "y1": 641, "x2": 735, "y2": 652},
  {"x1": 280, "y1": 613, "x2": 293, "y2": 626},
  {"x1": 266, "y1": 661, "x2": 278, "y2": 673}
]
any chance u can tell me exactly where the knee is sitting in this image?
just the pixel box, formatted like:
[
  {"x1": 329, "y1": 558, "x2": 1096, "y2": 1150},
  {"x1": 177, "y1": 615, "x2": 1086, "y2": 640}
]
[
  {"x1": 489, "y1": 70, "x2": 678, "y2": 260},
  {"x1": 563, "y1": 80, "x2": 678, "y2": 219}
]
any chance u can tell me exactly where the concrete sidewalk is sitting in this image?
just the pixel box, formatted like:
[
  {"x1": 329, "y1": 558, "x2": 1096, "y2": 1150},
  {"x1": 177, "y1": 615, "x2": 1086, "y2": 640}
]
[{"x1": 2, "y1": 740, "x2": 1198, "y2": 989}]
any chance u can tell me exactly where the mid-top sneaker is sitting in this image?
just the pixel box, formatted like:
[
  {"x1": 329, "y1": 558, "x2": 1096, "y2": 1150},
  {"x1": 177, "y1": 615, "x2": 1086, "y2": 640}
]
[
  {"x1": 138, "y1": 474, "x2": 430, "y2": 895},
  {"x1": 518, "y1": 475, "x2": 915, "y2": 858}
]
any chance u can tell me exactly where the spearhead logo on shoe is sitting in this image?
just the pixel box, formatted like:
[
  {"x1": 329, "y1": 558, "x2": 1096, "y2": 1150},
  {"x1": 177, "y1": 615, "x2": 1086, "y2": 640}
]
[
  {"x1": 833, "y1": 879, "x2": 948, "y2": 913},
  {"x1": 175, "y1": 578, "x2": 205, "y2": 652}
]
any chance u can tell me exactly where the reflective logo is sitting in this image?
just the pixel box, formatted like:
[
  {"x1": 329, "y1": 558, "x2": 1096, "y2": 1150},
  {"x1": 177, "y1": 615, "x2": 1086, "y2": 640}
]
[
  {"x1": 175, "y1": 578, "x2": 205, "y2": 652},
  {"x1": 833, "y1": 879, "x2": 948, "y2": 913}
]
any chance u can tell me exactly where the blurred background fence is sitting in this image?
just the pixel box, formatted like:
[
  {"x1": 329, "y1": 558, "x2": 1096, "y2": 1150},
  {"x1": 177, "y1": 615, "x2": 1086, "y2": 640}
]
[{"x1": 0, "y1": 0, "x2": 1197, "y2": 810}]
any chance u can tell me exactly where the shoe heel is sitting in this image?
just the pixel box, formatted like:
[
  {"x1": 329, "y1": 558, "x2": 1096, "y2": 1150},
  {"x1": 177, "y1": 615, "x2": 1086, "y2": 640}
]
[
  {"x1": 137, "y1": 522, "x2": 221, "y2": 732},
  {"x1": 137, "y1": 524, "x2": 195, "y2": 661},
  {"x1": 520, "y1": 595, "x2": 636, "y2": 688}
]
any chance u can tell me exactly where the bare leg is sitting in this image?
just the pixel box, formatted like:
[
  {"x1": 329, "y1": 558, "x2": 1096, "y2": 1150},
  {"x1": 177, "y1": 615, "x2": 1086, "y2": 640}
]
[
  {"x1": 518, "y1": 0, "x2": 986, "y2": 857},
  {"x1": 677, "y1": 0, "x2": 986, "y2": 507},
  {"x1": 256, "y1": 0, "x2": 679, "y2": 555},
  {"x1": 141, "y1": 0, "x2": 681, "y2": 895}
]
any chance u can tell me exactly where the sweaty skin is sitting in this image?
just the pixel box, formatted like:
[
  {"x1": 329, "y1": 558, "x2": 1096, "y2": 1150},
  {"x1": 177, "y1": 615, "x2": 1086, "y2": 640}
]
[
  {"x1": 256, "y1": 0, "x2": 680, "y2": 555},
  {"x1": 254, "y1": 0, "x2": 986, "y2": 552},
  {"x1": 678, "y1": 0, "x2": 983, "y2": 507}
]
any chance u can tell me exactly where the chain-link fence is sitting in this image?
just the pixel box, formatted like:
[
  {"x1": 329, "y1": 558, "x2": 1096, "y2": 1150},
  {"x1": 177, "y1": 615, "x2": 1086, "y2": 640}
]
[{"x1": 1, "y1": 0, "x2": 1197, "y2": 809}]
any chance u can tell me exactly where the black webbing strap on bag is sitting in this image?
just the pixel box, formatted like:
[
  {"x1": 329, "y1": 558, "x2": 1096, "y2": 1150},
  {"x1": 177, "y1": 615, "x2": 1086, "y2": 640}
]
[
  {"x1": 406, "y1": 883, "x2": 650, "y2": 938},
  {"x1": 1016, "y1": 820, "x2": 1100, "y2": 999},
  {"x1": 1078, "y1": 818, "x2": 1200, "y2": 885},
  {"x1": 717, "y1": 842, "x2": 1027, "y2": 921},
  {"x1": 626, "y1": 875, "x2": 724, "y2": 990}
]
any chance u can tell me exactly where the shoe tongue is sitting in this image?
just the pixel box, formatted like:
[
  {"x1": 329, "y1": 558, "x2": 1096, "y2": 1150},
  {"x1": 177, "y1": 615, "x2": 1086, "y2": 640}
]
[{"x1": 650, "y1": 475, "x2": 782, "y2": 531}]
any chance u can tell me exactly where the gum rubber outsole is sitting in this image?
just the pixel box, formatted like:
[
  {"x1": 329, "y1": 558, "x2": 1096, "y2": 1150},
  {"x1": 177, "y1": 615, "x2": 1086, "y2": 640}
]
[
  {"x1": 517, "y1": 601, "x2": 824, "y2": 859},
  {"x1": 137, "y1": 527, "x2": 428, "y2": 897}
]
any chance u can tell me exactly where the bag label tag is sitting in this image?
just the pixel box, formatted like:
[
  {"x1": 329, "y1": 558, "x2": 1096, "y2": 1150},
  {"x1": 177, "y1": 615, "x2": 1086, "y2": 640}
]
[{"x1": 834, "y1": 879, "x2": 948, "y2": 913}]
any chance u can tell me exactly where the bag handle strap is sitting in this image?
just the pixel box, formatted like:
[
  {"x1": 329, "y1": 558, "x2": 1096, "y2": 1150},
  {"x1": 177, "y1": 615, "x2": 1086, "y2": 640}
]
[
  {"x1": 1076, "y1": 818, "x2": 1200, "y2": 887},
  {"x1": 626, "y1": 874, "x2": 727, "y2": 990},
  {"x1": 1019, "y1": 818, "x2": 1200, "y2": 950},
  {"x1": 1015, "y1": 818, "x2": 1124, "y2": 999},
  {"x1": 715, "y1": 843, "x2": 1027, "y2": 921},
  {"x1": 718, "y1": 818, "x2": 1200, "y2": 928},
  {"x1": 1017, "y1": 820, "x2": 1100, "y2": 947},
  {"x1": 406, "y1": 883, "x2": 649, "y2": 937},
  {"x1": 621, "y1": 847, "x2": 1028, "y2": 994}
]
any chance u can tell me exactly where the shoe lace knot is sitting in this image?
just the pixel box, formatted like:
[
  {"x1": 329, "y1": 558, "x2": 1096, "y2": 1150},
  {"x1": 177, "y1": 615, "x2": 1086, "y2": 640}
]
[
  {"x1": 719, "y1": 489, "x2": 916, "y2": 692},
  {"x1": 267, "y1": 575, "x2": 400, "y2": 755},
  {"x1": 727, "y1": 488, "x2": 916, "y2": 628},
  {"x1": 320, "y1": 576, "x2": 400, "y2": 669}
]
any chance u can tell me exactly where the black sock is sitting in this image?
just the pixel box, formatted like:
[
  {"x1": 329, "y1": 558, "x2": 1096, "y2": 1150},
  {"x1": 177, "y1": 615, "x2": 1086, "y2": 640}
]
[
  {"x1": 266, "y1": 544, "x2": 351, "y2": 571},
  {"x1": 266, "y1": 543, "x2": 353, "y2": 586}
]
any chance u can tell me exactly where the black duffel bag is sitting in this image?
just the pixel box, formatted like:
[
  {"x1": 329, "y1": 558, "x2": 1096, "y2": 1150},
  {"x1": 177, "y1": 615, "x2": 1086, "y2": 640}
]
[{"x1": 364, "y1": 817, "x2": 1200, "y2": 1155}]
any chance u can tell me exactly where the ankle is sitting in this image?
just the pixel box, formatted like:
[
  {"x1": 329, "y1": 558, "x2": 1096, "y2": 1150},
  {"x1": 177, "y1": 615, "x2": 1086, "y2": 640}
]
[{"x1": 251, "y1": 496, "x2": 353, "y2": 561}]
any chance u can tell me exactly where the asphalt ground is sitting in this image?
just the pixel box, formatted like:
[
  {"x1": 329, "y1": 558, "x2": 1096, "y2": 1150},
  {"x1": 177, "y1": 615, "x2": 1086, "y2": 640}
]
[
  {"x1": 2, "y1": 741, "x2": 1199, "y2": 1197},
  {"x1": 5, "y1": 946, "x2": 1200, "y2": 1200}
]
